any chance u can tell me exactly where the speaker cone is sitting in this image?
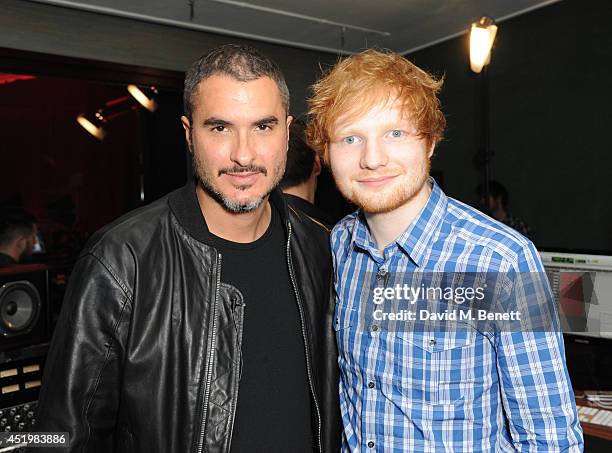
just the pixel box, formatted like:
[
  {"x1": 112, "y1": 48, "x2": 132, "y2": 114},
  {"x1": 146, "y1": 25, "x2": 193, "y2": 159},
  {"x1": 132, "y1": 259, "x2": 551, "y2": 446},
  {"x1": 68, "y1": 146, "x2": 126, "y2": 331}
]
[{"x1": 0, "y1": 281, "x2": 41, "y2": 336}]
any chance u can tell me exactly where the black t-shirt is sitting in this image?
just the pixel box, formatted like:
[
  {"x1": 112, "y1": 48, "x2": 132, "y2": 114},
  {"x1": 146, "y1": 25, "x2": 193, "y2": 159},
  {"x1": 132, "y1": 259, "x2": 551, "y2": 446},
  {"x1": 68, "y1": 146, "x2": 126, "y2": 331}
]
[{"x1": 203, "y1": 203, "x2": 313, "y2": 453}]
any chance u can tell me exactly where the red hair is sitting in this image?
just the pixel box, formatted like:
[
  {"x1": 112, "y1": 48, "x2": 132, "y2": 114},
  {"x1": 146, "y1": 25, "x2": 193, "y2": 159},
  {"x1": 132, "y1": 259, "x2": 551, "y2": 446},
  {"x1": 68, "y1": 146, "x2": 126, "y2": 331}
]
[{"x1": 306, "y1": 49, "x2": 446, "y2": 164}]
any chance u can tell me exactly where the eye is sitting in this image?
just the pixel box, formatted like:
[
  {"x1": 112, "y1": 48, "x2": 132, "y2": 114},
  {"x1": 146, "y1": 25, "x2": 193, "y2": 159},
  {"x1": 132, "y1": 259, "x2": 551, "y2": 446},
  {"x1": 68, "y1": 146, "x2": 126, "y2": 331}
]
[
  {"x1": 343, "y1": 135, "x2": 361, "y2": 145},
  {"x1": 388, "y1": 130, "x2": 404, "y2": 139},
  {"x1": 211, "y1": 125, "x2": 227, "y2": 132},
  {"x1": 256, "y1": 123, "x2": 272, "y2": 131}
]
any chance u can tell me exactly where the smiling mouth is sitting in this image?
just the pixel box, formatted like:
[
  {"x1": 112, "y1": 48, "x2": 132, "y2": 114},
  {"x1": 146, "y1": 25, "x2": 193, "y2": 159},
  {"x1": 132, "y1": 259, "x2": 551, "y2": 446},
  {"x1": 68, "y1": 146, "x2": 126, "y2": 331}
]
[
  {"x1": 357, "y1": 175, "x2": 398, "y2": 186},
  {"x1": 223, "y1": 172, "x2": 263, "y2": 187},
  {"x1": 219, "y1": 165, "x2": 267, "y2": 179},
  {"x1": 225, "y1": 172, "x2": 260, "y2": 178}
]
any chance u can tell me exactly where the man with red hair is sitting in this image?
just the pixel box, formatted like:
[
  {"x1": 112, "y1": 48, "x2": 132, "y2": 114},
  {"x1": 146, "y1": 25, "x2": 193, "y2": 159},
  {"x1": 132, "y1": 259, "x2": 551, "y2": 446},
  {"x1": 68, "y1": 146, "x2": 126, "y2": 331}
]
[{"x1": 307, "y1": 50, "x2": 583, "y2": 452}]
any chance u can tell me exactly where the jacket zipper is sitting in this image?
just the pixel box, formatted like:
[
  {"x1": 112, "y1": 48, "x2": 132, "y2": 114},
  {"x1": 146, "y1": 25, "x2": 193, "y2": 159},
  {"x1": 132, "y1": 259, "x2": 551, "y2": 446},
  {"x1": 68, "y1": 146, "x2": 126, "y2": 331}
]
[
  {"x1": 196, "y1": 253, "x2": 222, "y2": 453},
  {"x1": 226, "y1": 295, "x2": 244, "y2": 453},
  {"x1": 286, "y1": 222, "x2": 323, "y2": 453}
]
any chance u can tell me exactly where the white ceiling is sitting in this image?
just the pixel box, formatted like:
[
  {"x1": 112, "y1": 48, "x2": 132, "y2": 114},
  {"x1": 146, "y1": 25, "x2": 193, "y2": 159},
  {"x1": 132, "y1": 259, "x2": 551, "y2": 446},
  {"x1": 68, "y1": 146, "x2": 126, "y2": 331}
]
[{"x1": 29, "y1": 0, "x2": 561, "y2": 55}]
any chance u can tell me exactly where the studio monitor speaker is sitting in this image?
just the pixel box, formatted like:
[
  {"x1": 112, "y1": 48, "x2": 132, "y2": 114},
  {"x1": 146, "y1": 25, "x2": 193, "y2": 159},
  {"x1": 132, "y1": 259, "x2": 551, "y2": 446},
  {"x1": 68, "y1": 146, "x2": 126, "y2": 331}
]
[{"x1": 0, "y1": 264, "x2": 50, "y2": 353}]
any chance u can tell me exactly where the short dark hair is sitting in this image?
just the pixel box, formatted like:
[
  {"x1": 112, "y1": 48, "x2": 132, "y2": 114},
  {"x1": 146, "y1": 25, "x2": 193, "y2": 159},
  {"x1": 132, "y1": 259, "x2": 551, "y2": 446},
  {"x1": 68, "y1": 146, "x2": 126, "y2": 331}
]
[
  {"x1": 183, "y1": 44, "x2": 290, "y2": 120},
  {"x1": 281, "y1": 119, "x2": 316, "y2": 189},
  {"x1": 0, "y1": 209, "x2": 36, "y2": 247},
  {"x1": 477, "y1": 180, "x2": 509, "y2": 208}
]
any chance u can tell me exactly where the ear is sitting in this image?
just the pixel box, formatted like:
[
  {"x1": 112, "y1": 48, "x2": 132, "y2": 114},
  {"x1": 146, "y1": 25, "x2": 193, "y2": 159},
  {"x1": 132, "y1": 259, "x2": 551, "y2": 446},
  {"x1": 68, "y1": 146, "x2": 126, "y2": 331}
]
[
  {"x1": 15, "y1": 235, "x2": 27, "y2": 253},
  {"x1": 286, "y1": 115, "x2": 293, "y2": 146},
  {"x1": 313, "y1": 154, "x2": 322, "y2": 177},
  {"x1": 427, "y1": 141, "x2": 436, "y2": 159},
  {"x1": 323, "y1": 144, "x2": 331, "y2": 168},
  {"x1": 181, "y1": 116, "x2": 192, "y2": 150}
]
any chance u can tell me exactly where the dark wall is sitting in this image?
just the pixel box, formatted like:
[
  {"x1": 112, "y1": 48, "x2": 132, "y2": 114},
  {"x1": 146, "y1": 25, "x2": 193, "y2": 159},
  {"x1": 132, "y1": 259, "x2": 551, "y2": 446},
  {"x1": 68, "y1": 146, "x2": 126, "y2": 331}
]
[
  {"x1": 0, "y1": 0, "x2": 349, "y2": 240},
  {"x1": 0, "y1": 77, "x2": 138, "y2": 235},
  {"x1": 0, "y1": 75, "x2": 187, "y2": 257},
  {"x1": 410, "y1": 0, "x2": 612, "y2": 252},
  {"x1": 0, "y1": 0, "x2": 339, "y2": 117}
]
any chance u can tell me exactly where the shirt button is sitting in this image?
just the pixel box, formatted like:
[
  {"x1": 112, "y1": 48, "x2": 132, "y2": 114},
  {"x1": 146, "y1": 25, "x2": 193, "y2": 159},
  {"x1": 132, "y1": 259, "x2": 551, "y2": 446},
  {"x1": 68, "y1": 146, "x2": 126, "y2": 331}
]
[
  {"x1": 367, "y1": 441, "x2": 375, "y2": 448},
  {"x1": 429, "y1": 339, "x2": 437, "y2": 346},
  {"x1": 376, "y1": 268, "x2": 388, "y2": 284},
  {"x1": 368, "y1": 381, "x2": 375, "y2": 388},
  {"x1": 371, "y1": 324, "x2": 379, "y2": 332}
]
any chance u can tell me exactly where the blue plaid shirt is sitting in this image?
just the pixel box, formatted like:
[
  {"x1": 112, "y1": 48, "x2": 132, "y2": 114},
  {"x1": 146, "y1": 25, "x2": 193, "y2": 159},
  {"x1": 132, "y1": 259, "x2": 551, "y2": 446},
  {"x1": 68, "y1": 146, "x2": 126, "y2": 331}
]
[{"x1": 331, "y1": 179, "x2": 583, "y2": 452}]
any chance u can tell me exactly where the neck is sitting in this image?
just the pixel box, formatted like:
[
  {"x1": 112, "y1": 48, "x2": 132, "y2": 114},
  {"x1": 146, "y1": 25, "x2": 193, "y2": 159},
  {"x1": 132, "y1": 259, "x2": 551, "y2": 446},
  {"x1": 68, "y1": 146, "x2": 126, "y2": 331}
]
[
  {"x1": 0, "y1": 245, "x2": 19, "y2": 262},
  {"x1": 493, "y1": 207, "x2": 507, "y2": 222},
  {"x1": 282, "y1": 178, "x2": 316, "y2": 204},
  {"x1": 196, "y1": 185, "x2": 272, "y2": 243},
  {"x1": 365, "y1": 183, "x2": 432, "y2": 252}
]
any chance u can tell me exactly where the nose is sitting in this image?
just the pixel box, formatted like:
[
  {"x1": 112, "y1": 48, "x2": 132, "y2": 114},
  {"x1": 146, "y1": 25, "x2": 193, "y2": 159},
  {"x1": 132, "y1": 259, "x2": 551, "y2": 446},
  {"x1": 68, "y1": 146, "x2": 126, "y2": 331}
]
[
  {"x1": 360, "y1": 138, "x2": 388, "y2": 170},
  {"x1": 230, "y1": 131, "x2": 256, "y2": 166}
]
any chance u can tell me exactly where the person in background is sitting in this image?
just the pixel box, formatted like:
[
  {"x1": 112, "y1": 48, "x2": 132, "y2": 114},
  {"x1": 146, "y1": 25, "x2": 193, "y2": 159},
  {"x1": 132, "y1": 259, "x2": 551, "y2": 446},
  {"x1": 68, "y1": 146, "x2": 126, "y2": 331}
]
[
  {"x1": 281, "y1": 119, "x2": 334, "y2": 228},
  {"x1": 478, "y1": 180, "x2": 532, "y2": 238},
  {"x1": 0, "y1": 209, "x2": 38, "y2": 266}
]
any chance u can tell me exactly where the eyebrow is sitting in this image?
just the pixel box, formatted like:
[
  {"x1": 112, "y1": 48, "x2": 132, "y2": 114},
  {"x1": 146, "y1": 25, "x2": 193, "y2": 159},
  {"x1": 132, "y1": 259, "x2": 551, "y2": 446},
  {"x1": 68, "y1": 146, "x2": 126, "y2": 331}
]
[
  {"x1": 331, "y1": 127, "x2": 359, "y2": 140},
  {"x1": 201, "y1": 116, "x2": 280, "y2": 128},
  {"x1": 252, "y1": 116, "x2": 279, "y2": 126},
  {"x1": 202, "y1": 117, "x2": 232, "y2": 127},
  {"x1": 334, "y1": 122, "x2": 413, "y2": 136}
]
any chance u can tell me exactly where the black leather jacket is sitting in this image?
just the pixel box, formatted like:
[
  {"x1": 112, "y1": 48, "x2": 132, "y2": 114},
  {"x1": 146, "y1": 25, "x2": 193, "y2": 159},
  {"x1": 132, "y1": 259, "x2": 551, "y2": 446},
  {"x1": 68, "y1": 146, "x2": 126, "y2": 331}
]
[{"x1": 34, "y1": 181, "x2": 341, "y2": 453}]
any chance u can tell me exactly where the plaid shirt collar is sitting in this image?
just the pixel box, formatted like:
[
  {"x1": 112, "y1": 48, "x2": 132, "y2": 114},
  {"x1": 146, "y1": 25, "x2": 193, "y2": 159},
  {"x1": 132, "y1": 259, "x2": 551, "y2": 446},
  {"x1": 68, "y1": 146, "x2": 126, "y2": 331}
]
[{"x1": 348, "y1": 177, "x2": 448, "y2": 267}]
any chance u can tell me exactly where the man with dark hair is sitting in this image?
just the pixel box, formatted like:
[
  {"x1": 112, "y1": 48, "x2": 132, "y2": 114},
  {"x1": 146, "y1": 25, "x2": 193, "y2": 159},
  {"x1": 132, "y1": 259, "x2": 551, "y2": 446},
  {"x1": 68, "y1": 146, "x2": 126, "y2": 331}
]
[
  {"x1": 477, "y1": 180, "x2": 532, "y2": 238},
  {"x1": 34, "y1": 44, "x2": 340, "y2": 453},
  {"x1": 281, "y1": 119, "x2": 334, "y2": 228},
  {"x1": 0, "y1": 209, "x2": 37, "y2": 266}
]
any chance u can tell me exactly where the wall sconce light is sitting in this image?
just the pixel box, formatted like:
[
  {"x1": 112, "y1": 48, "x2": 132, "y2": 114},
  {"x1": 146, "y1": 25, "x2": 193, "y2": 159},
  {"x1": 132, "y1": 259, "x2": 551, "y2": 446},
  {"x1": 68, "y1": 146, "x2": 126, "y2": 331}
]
[
  {"x1": 127, "y1": 84, "x2": 158, "y2": 112},
  {"x1": 76, "y1": 96, "x2": 139, "y2": 140},
  {"x1": 469, "y1": 16, "x2": 499, "y2": 215},
  {"x1": 470, "y1": 16, "x2": 497, "y2": 73},
  {"x1": 76, "y1": 114, "x2": 106, "y2": 140}
]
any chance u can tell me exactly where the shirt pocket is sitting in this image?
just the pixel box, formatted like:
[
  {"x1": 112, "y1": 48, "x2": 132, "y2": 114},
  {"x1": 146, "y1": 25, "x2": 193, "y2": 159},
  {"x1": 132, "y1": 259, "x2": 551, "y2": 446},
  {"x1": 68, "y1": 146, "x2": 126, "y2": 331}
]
[
  {"x1": 333, "y1": 304, "x2": 360, "y2": 373},
  {"x1": 333, "y1": 303, "x2": 357, "y2": 332},
  {"x1": 393, "y1": 328, "x2": 475, "y2": 405}
]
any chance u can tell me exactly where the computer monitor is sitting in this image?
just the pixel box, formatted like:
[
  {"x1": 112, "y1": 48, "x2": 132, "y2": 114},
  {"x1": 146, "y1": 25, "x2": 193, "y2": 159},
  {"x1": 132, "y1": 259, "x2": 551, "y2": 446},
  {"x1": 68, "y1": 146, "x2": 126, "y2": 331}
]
[{"x1": 540, "y1": 251, "x2": 612, "y2": 339}]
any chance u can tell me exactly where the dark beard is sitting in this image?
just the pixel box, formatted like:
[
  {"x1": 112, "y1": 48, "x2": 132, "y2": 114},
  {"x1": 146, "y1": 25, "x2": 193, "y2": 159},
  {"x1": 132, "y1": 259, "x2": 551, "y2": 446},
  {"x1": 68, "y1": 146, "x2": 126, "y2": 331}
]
[
  {"x1": 197, "y1": 172, "x2": 267, "y2": 213},
  {"x1": 190, "y1": 147, "x2": 273, "y2": 213}
]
